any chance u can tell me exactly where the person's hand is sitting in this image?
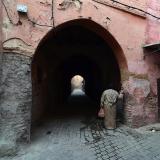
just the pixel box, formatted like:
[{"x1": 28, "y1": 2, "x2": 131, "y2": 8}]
[
  {"x1": 119, "y1": 90, "x2": 124, "y2": 99},
  {"x1": 120, "y1": 89, "x2": 124, "y2": 94}
]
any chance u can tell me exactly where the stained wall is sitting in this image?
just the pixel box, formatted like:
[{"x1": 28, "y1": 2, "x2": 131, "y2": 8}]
[{"x1": 1, "y1": 0, "x2": 160, "y2": 156}]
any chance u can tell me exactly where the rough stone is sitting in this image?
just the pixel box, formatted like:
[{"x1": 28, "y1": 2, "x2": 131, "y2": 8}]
[
  {"x1": 123, "y1": 77, "x2": 157, "y2": 127},
  {"x1": 0, "y1": 142, "x2": 17, "y2": 157},
  {"x1": 128, "y1": 77, "x2": 150, "y2": 104},
  {"x1": 0, "y1": 52, "x2": 32, "y2": 157}
]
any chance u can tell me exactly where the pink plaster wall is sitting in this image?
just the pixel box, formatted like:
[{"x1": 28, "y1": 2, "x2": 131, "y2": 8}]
[
  {"x1": 2, "y1": 0, "x2": 147, "y2": 74},
  {"x1": 146, "y1": 54, "x2": 160, "y2": 95},
  {"x1": 2, "y1": 0, "x2": 160, "y2": 127},
  {"x1": 146, "y1": 0, "x2": 160, "y2": 43},
  {"x1": 145, "y1": 0, "x2": 160, "y2": 95}
]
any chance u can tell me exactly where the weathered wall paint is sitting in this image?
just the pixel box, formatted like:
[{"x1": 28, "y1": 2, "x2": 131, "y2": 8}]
[
  {"x1": 2, "y1": 0, "x2": 147, "y2": 74},
  {"x1": 146, "y1": 0, "x2": 160, "y2": 44},
  {"x1": 1, "y1": 0, "x2": 156, "y2": 123},
  {"x1": 145, "y1": 0, "x2": 160, "y2": 97},
  {"x1": 1, "y1": 1, "x2": 160, "y2": 155}
]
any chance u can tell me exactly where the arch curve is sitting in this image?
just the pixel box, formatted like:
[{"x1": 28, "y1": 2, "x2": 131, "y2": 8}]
[
  {"x1": 33, "y1": 18, "x2": 128, "y2": 70},
  {"x1": 31, "y1": 18, "x2": 127, "y2": 124}
]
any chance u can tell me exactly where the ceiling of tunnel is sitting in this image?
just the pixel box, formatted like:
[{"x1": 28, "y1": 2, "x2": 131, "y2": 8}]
[{"x1": 52, "y1": 25, "x2": 107, "y2": 45}]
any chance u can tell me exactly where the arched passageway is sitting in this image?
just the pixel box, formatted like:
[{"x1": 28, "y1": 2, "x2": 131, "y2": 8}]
[{"x1": 31, "y1": 19, "x2": 126, "y2": 128}]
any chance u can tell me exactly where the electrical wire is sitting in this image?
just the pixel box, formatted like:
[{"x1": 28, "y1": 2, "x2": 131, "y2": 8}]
[
  {"x1": 92, "y1": 0, "x2": 160, "y2": 20},
  {"x1": 1, "y1": 0, "x2": 53, "y2": 27},
  {"x1": 151, "y1": 48, "x2": 160, "y2": 54},
  {"x1": 1, "y1": 0, "x2": 19, "y2": 25},
  {"x1": 2, "y1": 0, "x2": 160, "y2": 27},
  {"x1": 27, "y1": 17, "x2": 52, "y2": 27},
  {"x1": 147, "y1": 48, "x2": 160, "y2": 55},
  {"x1": 110, "y1": 0, "x2": 160, "y2": 19},
  {"x1": 51, "y1": 0, "x2": 55, "y2": 28}
]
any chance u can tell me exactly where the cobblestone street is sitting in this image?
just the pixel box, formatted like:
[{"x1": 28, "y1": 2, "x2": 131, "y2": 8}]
[{"x1": 2, "y1": 115, "x2": 160, "y2": 160}]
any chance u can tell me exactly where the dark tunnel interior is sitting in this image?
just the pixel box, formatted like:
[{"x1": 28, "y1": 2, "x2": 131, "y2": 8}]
[{"x1": 31, "y1": 24, "x2": 122, "y2": 126}]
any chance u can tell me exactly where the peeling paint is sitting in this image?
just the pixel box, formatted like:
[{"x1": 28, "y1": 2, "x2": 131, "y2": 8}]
[
  {"x1": 3, "y1": 38, "x2": 34, "y2": 55},
  {"x1": 58, "y1": 0, "x2": 82, "y2": 10}
]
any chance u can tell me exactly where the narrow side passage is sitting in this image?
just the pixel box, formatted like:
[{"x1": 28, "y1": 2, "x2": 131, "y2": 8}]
[{"x1": 31, "y1": 23, "x2": 122, "y2": 133}]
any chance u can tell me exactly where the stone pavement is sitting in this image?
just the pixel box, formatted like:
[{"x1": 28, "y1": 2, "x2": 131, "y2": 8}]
[{"x1": 1, "y1": 116, "x2": 160, "y2": 160}]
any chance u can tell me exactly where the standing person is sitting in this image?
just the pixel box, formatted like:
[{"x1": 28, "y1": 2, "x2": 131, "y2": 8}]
[{"x1": 98, "y1": 89, "x2": 121, "y2": 129}]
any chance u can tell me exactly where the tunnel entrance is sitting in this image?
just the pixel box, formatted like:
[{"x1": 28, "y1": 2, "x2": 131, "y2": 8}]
[{"x1": 31, "y1": 20, "x2": 123, "y2": 129}]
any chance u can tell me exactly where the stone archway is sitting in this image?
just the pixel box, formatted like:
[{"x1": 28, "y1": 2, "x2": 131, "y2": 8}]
[{"x1": 31, "y1": 19, "x2": 127, "y2": 131}]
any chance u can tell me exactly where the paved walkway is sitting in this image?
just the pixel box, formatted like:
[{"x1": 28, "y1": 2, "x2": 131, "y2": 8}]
[
  {"x1": 2, "y1": 115, "x2": 160, "y2": 160},
  {"x1": 2, "y1": 94, "x2": 160, "y2": 160}
]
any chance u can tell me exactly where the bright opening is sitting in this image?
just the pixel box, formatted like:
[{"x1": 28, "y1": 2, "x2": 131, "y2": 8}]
[{"x1": 71, "y1": 75, "x2": 85, "y2": 96}]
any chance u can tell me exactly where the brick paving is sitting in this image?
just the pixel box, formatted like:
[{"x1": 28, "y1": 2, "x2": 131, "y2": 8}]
[
  {"x1": 1, "y1": 115, "x2": 160, "y2": 160},
  {"x1": 81, "y1": 119, "x2": 160, "y2": 160}
]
